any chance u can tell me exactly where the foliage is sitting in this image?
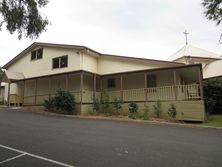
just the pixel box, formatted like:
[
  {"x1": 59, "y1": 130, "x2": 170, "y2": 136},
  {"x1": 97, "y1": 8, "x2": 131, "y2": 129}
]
[
  {"x1": 0, "y1": 0, "x2": 49, "y2": 39},
  {"x1": 43, "y1": 97, "x2": 54, "y2": 111},
  {"x1": 92, "y1": 96, "x2": 100, "y2": 112},
  {"x1": 128, "y1": 112, "x2": 144, "y2": 119},
  {"x1": 100, "y1": 91, "x2": 110, "y2": 112},
  {"x1": 143, "y1": 105, "x2": 149, "y2": 120},
  {"x1": 91, "y1": 91, "x2": 112, "y2": 114},
  {"x1": 153, "y1": 101, "x2": 162, "y2": 118},
  {"x1": 167, "y1": 104, "x2": 177, "y2": 118},
  {"x1": 202, "y1": 0, "x2": 222, "y2": 43},
  {"x1": 202, "y1": 0, "x2": 222, "y2": 25},
  {"x1": 43, "y1": 89, "x2": 75, "y2": 114},
  {"x1": 202, "y1": 114, "x2": 222, "y2": 127},
  {"x1": 203, "y1": 79, "x2": 222, "y2": 114},
  {"x1": 128, "y1": 102, "x2": 138, "y2": 113},
  {"x1": 128, "y1": 106, "x2": 149, "y2": 120},
  {"x1": 54, "y1": 90, "x2": 75, "y2": 113},
  {"x1": 112, "y1": 97, "x2": 123, "y2": 114}
]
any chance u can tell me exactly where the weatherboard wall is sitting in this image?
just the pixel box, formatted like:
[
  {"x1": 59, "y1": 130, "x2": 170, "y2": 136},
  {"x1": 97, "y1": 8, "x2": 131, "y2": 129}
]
[{"x1": 7, "y1": 46, "x2": 81, "y2": 78}]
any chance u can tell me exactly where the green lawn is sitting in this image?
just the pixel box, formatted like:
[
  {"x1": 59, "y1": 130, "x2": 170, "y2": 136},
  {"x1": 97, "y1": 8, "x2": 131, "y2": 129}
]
[{"x1": 202, "y1": 115, "x2": 222, "y2": 127}]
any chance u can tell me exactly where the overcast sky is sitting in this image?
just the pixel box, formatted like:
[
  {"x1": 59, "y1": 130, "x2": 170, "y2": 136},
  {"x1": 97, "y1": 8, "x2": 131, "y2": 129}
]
[{"x1": 0, "y1": 0, "x2": 222, "y2": 67}]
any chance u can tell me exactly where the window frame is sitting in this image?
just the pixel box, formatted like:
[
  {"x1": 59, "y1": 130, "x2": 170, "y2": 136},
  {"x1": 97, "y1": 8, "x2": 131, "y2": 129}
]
[
  {"x1": 31, "y1": 48, "x2": 43, "y2": 61},
  {"x1": 107, "y1": 78, "x2": 116, "y2": 89},
  {"x1": 52, "y1": 55, "x2": 68, "y2": 69},
  {"x1": 147, "y1": 74, "x2": 157, "y2": 88}
]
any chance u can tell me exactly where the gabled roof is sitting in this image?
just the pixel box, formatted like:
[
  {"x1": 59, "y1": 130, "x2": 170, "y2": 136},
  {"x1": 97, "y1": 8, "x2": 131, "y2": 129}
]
[
  {"x1": 167, "y1": 44, "x2": 221, "y2": 61},
  {"x1": 3, "y1": 42, "x2": 100, "y2": 69},
  {"x1": 203, "y1": 59, "x2": 222, "y2": 79},
  {"x1": 3, "y1": 42, "x2": 183, "y2": 69},
  {"x1": 1, "y1": 71, "x2": 25, "y2": 82}
]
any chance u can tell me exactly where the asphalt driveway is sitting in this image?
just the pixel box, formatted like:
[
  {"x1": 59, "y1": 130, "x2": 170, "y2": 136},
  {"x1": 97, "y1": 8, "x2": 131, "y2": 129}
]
[{"x1": 0, "y1": 108, "x2": 221, "y2": 167}]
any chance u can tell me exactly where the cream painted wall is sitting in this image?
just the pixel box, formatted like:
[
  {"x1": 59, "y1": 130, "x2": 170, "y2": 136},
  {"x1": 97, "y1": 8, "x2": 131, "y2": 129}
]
[
  {"x1": 4, "y1": 83, "x2": 8, "y2": 102},
  {"x1": 123, "y1": 73, "x2": 144, "y2": 89},
  {"x1": 7, "y1": 46, "x2": 179, "y2": 78},
  {"x1": 98, "y1": 56, "x2": 174, "y2": 75},
  {"x1": 4, "y1": 82, "x2": 22, "y2": 103},
  {"x1": 7, "y1": 46, "x2": 81, "y2": 78},
  {"x1": 82, "y1": 53, "x2": 98, "y2": 73}
]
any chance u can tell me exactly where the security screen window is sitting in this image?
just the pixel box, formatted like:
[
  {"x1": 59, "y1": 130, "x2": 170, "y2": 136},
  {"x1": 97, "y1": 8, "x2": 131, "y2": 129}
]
[
  {"x1": 52, "y1": 55, "x2": 68, "y2": 69},
  {"x1": 108, "y1": 78, "x2": 116, "y2": 88},
  {"x1": 147, "y1": 75, "x2": 157, "y2": 88}
]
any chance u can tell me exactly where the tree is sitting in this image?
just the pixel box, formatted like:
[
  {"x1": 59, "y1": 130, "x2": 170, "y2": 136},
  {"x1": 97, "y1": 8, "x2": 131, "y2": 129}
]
[
  {"x1": 202, "y1": 0, "x2": 222, "y2": 43},
  {"x1": 0, "y1": 67, "x2": 3, "y2": 78},
  {"x1": 0, "y1": 0, "x2": 49, "y2": 39}
]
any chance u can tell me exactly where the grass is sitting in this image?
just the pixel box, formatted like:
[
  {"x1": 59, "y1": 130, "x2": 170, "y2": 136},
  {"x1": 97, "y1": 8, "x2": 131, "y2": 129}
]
[{"x1": 202, "y1": 114, "x2": 222, "y2": 127}]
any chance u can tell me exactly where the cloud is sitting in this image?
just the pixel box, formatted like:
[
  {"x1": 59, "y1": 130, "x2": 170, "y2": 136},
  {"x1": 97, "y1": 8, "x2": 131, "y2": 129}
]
[{"x1": 0, "y1": 0, "x2": 221, "y2": 66}]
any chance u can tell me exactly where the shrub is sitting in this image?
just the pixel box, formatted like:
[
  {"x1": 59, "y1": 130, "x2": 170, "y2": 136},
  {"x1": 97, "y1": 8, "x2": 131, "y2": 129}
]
[
  {"x1": 143, "y1": 105, "x2": 149, "y2": 120},
  {"x1": 128, "y1": 102, "x2": 138, "y2": 113},
  {"x1": 92, "y1": 96, "x2": 100, "y2": 112},
  {"x1": 167, "y1": 104, "x2": 177, "y2": 118},
  {"x1": 43, "y1": 97, "x2": 55, "y2": 111},
  {"x1": 100, "y1": 91, "x2": 110, "y2": 113},
  {"x1": 153, "y1": 101, "x2": 162, "y2": 118},
  {"x1": 112, "y1": 97, "x2": 123, "y2": 114},
  {"x1": 203, "y1": 79, "x2": 222, "y2": 114},
  {"x1": 43, "y1": 89, "x2": 75, "y2": 114},
  {"x1": 128, "y1": 112, "x2": 143, "y2": 119}
]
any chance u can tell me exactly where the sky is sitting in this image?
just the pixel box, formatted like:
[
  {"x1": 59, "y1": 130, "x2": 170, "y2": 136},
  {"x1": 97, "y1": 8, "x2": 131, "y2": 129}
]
[{"x1": 0, "y1": 0, "x2": 222, "y2": 67}]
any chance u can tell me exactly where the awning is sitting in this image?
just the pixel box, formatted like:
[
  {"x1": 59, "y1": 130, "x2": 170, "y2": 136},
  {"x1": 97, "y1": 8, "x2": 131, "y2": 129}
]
[{"x1": 0, "y1": 71, "x2": 25, "y2": 82}]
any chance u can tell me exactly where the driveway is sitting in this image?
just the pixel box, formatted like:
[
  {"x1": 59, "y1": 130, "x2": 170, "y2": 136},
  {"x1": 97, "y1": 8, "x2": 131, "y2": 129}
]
[{"x1": 0, "y1": 108, "x2": 221, "y2": 167}]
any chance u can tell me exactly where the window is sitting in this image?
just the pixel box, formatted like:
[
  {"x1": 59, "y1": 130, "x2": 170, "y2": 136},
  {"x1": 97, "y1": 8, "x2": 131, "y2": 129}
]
[
  {"x1": 52, "y1": 55, "x2": 68, "y2": 69},
  {"x1": 31, "y1": 48, "x2": 43, "y2": 60},
  {"x1": 108, "y1": 78, "x2": 115, "y2": 88},
  {"x1": 37, "y1": 48, "x2": 43, "y2": 59},
  {"x1": 53, "y1": 58, "x2": 60, "y2": 69},
  {"x1": 60, "y1": 56, "x2": 68, "y2": 68},
  {"x1": 147, "y1": 75, "x2": 156, "y2": 88}
]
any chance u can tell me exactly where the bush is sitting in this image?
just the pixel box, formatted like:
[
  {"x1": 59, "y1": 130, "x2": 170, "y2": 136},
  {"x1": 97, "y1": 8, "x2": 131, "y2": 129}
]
[
  {"x1": 128, "y1": 112, "x2": 144, "y2": 119},
  {"x1": 43, "y1": 97, "x2": 55, "y2": 111},
  {"x1": 100, "y1": 91, "x2": 110, "y2": 113},
  {"x1": 153, "y1": 101, "x2": 162, "y2": 118},
  {"x1": 43, "y1": 89, "x2": 75, "y2": 114},
  {"x1": 128, "y1": 102, "x2": 138, "y2": 113},
  {"x1": 112, "y1": 97, "x2": 123, "y2": 114},
  {"x1": 167, "y1": 104, "x2": 177, "y2": 118},
  {"x1": 204, "y1": 79, "x2": 222, "y2": 114},
  {"x1": 143, "y1": 105, "x2": 149, "y2": 120},
  {"x1": 92, "y1": 96, "x2": 100, "y2": 112}
]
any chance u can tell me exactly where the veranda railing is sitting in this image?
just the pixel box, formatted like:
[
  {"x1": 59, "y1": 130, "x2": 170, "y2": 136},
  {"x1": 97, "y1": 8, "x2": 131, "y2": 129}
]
[
  {"x1": 21, "y1": 84, "x2": 201, "y2": 105},
  {"x1": 94, "y1": 84, "x2": 201, "y2": 102}
]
